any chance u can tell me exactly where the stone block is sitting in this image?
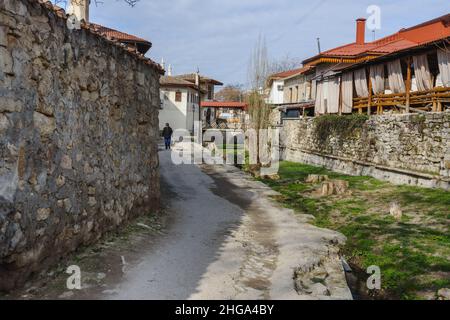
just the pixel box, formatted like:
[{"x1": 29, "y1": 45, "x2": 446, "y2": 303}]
[{"x1": 33, "y1": 111, "x2": 55, "y2": 138}]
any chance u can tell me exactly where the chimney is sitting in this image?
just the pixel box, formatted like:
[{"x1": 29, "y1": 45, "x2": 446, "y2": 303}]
[
  {"x1": 68, "y1": 0, "x2": 90, "y2": 23},
  {"x1": 356, "y1": 18, "x2": 366, "y2": 45},
  {"x1": 195, "y1": 71, "x2": 200, "y2": 87}
]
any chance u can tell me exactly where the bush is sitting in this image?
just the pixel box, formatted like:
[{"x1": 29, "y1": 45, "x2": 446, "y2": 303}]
[{"x1": 313, "y1": 114, "x2": 369, "y2": 145}]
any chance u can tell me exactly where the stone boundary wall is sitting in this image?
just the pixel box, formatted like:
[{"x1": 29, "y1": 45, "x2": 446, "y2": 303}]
[
  {"x1": 0, "y1": 0, "x2": 161, "y2": 290},
  {"x1": 276, "y1": 112, "x2": 450, "y2": 190}
]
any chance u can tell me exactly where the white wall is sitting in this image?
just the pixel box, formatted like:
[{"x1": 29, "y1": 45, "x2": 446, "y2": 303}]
[
  {"x1": 267, "y1": 80, "x2": 285, "y2": 105},
  {"x1": 159, "y1": 88, "x2": 199, "y2": 134}
]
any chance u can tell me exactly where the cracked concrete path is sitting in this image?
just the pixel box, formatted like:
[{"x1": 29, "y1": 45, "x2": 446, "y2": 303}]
[{"x1": 108, "y1": 148, "x2": 352, "y2": 300}]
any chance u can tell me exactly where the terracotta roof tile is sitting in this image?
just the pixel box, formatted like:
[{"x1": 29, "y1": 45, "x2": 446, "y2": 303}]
[
  {"x1": 34, "y1": 0, "x2": 164, "y2": 74},
  {"x1": 175, "y1": 74, "x2": 223, "y2": 86},
  {"x1": 160, "y1": 76, "x2": 206, "y2": 92},
  {"x1": 90, "y1": 23, "x2": 151, "y2": 48},
  {"x1": 269, "y1": 65, "x2": 314, "y2": 80},
  {"x1": 304, "y1": 13, "x2": 450, "y2": 64}
]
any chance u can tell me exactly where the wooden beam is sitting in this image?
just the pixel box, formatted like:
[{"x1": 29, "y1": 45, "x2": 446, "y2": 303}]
[
  {"x1": 338, "y1": 76, "x2": 343, "y2": 116},
  {"x1": 405, "y1": 57, "x2": 412, "y2": 113},
  {"x1": 395, "y1": 104, "x2": 427, "y2": 114}
]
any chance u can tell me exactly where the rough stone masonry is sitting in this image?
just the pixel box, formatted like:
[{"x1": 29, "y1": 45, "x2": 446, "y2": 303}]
[
  {"x1": 273, "y1": 112, "x2": 450, "y2": 190},
  {"x1": 0, "y1": 0, "x2": 162, "y2": 291}
]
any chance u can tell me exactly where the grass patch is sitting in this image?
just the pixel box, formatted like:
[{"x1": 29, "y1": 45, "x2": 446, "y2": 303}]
[{"x1": 260, "y1": 161, "x2": 450, "y2": 300}]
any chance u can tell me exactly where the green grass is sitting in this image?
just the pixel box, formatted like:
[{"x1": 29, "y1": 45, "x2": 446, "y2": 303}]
[{"x1": 260, "y1": 161, "x2": 450, "y2": 300}]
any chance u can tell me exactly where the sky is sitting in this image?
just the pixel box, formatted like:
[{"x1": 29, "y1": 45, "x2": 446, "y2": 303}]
[{"x1": 76, "y1": 1, "x2": 448, "y2": 86}]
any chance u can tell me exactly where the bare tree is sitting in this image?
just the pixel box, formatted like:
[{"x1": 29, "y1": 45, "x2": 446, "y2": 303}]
[
  {"x1": 215, "y1": 84, "x2": 244, "y2": 102},
  {"x1": 246, "y1": 36, "x2": 272, "y2": 171},
  {"x1": 269, "y1": 54, "x2": 303, "y2": 75},
  {"x1": 247, "y1": 34, "x2": 269, "y2": 92}
]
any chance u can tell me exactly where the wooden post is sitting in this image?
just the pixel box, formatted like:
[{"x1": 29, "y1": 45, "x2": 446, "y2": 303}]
[
  {"x1": 405, "y1": 57, "x2": 412, "y2": 114},
  {"x1": 338, "y1": 75, "x2": 343, "y2": 116},
  {"x1": 367, "y1": 68, "x2": 372, "y2": 116}
]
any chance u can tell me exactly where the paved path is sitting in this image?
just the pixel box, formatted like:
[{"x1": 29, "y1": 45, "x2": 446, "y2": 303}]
[{"x1": 108, "y1": 147, "x2": 352, "y2": 300}]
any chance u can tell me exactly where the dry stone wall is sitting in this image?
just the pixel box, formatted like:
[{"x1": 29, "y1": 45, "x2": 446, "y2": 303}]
[
  {"x1": 0, "y1": 0, "x2": 161, "y2": 290},
  {"x1": 276, "y1": 112, "x2": 450, "y2": 190}
]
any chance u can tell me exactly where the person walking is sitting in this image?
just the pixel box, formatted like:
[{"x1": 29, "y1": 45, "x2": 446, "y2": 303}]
[{"x1": 162, "y1": 123, "x2": 173, "y2": 150}]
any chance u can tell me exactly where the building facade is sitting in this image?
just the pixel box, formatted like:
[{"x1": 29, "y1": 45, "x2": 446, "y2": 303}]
[
  {"x1": 159, "y1": 76, "x2": 201, "y2": 133},
  {"x1": 159, "y1": 73, "x2": 223, "y2": 133}
]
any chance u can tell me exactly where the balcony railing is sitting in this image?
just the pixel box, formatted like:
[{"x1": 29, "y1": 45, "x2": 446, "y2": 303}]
[{"x1": 353, "y1": 87, "x2": 450, "y2": 114}]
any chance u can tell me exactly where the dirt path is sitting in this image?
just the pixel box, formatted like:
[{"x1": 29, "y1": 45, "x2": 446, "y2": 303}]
[
  {"x1": 106, "y1": 149, "x2": 351, "y2": 300},
  {"x1": 4, "y1": 147, "x2": 352, "y2": 300}
]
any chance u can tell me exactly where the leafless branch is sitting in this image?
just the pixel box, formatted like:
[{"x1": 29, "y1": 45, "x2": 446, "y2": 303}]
[{"x1": 51, "y1": 0, "x2": 140, "y2": 8}]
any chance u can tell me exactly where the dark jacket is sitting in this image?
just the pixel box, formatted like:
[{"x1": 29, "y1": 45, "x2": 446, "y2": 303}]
[{"x1": 162, "y1": 127, "x2": 173, "y2": 139}]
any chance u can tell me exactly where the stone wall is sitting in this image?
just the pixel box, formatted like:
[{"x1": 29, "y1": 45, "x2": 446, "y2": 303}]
[
  {"x1": 0, "y1": 0, "x2": 162, "y2": 290},
  {"x1": 276, "y1": 112, "x2": 450, "y2": 190}
]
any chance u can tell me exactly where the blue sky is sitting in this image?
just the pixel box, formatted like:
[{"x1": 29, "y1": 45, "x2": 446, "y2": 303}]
[{"x1": 83, "y1": 1, "x2": 447, "y2": 86}]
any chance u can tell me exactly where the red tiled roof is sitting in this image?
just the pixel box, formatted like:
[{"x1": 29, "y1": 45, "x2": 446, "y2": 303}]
[
  {"x1": 201, "y1": 101, "x2": 247, "y2": 109},
  {"x1": 90, "y1": 23, "x2": 152, "y2": 47},
  {"x1": 304, "y1": 13, "x2": 450, "y2": 64},
  {"x1": 160, "y1": 76, "x2": 206, "y2": 93},
  {"x1": 269, "y1": 66, "x2": 314, "y2": 80},
  {"x1": 175, "y1": 74, "x2": 223, "y2": 86},
  {"x1": 34, "y1": 0, "x2": 164, "y2": 74}
]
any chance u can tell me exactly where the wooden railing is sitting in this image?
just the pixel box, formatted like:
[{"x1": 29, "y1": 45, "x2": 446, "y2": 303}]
[{"x1": 353, "y1": 87, "x2": 450, "y2": 114}]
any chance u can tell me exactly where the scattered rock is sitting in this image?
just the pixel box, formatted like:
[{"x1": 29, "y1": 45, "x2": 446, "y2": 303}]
[
  {"x1": 314, "y1": 180, "x2": 349, "y2": 197},
  {"x1": 310, "y1": 283, "x2": 331, "y2": 296},
  {"x1": 437, "y1": 288, "x2": 450, "y2": 300},
  {"x1": 390, "y1": 202, "x2": 403, "y2": 220},
  {"x1": 263, "y1": 174, "x2": 280, "y2": 181},
  {"x1": 305, "y1": 174, "x2": 329, "y2": 184}
]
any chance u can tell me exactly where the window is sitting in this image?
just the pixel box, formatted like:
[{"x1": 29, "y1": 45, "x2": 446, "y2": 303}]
[
  {"x1": 289, "y1": 88, "x2": 293, "y2": 103},
  {"x1": 277, "y1": 85, "x2": 284, "y2": 91},
  {"x1": 175, "y1": 91, "x2": 182, "y2": 102},
  {"x1": 282, "y1": 109, "x2": 300, "y2": 119}
]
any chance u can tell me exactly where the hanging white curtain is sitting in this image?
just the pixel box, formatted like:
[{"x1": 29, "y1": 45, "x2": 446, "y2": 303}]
[
  {"x1": 437, "y1": 49, "x2": 450, "y2": 87},
  {"x1": 413, "y1": 54, "x2": 433, "y2": 91},
  {"x1": 326, "y1": 77, "x2": 340, "y2": 114},
  {"x1": 370, "y1": 64, "x2": 385, "y2": 94},
  {"x1": 387, "y1": 59, "x2": 406, "y2": 93},
  {"x1": 354, "y1": 69, "x2": 369, "y2": 97},
  {"x1": 311, "y1": 80, "x2": 317, "y2": 100},
  {"x1": 341, "y1": 72, "x2": 353, "y2": 113},
  {"x1": 315, "y1": 81, "x2": 325, "y2": 115}
]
